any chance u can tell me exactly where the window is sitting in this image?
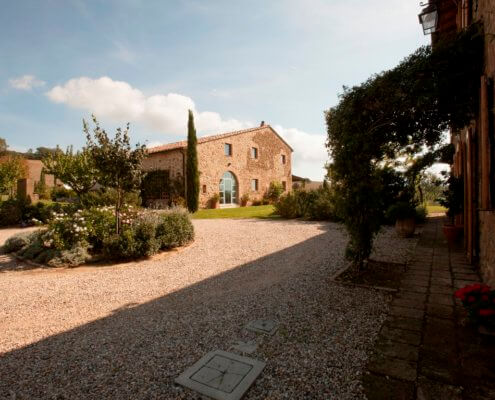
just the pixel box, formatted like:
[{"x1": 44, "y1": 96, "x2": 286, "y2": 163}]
[
  {"x1": 281, "y1": 154, "x2": 286, "y2": 164},
  {"x1": 251, "y1": 179, "x2": 259, "y2": 191},
  {"x1": 202, "y1": 184, "x2": 206, "y2": 194},
  {"x1": 251, "y1": 147, "x2": 258, "y2": 159},
  {"x1": 224, "y1": 143, "x2": 232, "y2": 156},
  {"x1": 282, "y1": 181, "x2": 286, "y2": 191}
]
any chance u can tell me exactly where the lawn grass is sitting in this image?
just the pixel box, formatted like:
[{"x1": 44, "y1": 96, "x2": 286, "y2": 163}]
[
  {"x1": 426, "y1": 204, "x2": 447, "y2": 214},
  {"x1": 192, "y1": 205, "x2": 278, "y2": 219}
]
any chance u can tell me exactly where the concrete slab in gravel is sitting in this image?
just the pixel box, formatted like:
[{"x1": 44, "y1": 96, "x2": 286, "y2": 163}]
[
  {"x1": 246, "y1": 319, "x2": 278, "y2": 335},
  {"x1": 175, "y1": 350, "x2": 265, "y2": 400},
  {"x1": 229, "y1": 340, "x2": 258, "y2": 355}
]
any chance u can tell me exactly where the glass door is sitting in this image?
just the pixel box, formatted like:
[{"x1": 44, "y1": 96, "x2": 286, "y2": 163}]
[{"x1": 219, "y1": 172, "x2": 237, "y2": 205}]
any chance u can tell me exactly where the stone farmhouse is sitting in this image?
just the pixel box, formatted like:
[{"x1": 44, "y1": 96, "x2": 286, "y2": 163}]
[{"x1": 143, "y1": 122, "x2": 293, "y2": 208}]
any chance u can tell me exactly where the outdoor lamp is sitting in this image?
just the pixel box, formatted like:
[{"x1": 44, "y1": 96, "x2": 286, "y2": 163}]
[{"x1": 418, "y1": 2, "x2": 438, "y2": 35}]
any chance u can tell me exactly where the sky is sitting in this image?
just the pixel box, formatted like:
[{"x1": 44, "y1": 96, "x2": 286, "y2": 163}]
[{"x1": 0, "y1": 0, "x2": 430, "y2": 180}]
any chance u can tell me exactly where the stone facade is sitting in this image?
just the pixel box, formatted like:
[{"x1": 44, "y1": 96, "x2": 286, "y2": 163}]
[
  {"x1": 145, "y1": 125, "x2": 292, "y2": 208},
  {"x1": 436, "y1": 0, "x2": 495, "y2": 285}
]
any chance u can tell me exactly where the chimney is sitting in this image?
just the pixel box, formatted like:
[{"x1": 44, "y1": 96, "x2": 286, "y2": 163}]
[{"x1": 260, "y1": 121, "x2": 265, "y2": 127}]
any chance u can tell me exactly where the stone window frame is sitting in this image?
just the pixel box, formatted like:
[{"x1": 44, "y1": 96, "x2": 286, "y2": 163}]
[
  {"x1": 281, "y1": 154, "x2": 286, "y2": 164},
  {"x1": 251, "y1": 179, "x2": 259, "y2": 191},
  {"x1": 251, "y1": 147, "x2": 258, "y2": 159},
  {"x1": 224, "y1": 143, "x2": 233, "y2": 156}
]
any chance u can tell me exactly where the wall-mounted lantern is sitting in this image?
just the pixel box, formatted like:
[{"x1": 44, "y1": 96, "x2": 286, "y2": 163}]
[{"x1": 418, "y1": 2, "x2": 438, "y2": 35}]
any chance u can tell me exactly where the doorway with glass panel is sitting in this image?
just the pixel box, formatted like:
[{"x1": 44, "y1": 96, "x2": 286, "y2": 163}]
[{"x1": 219, "y1": 171, "x2": 237, "y2": 206}]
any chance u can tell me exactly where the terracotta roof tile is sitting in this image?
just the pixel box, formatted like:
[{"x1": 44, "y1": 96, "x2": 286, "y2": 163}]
[{"x1": 147, "y1": 125, "x2": 293, "y2": 154}]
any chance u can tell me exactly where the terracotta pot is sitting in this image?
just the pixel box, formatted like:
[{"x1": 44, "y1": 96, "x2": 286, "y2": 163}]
[
  {"x1": 395, "y1": 218, "x2": 416, "y2": 238},
  {"x1": 210, "y1": 200, "x2": 218, "y2": 209},
  {"x1": 442, "y1": 224, "x2": 463, "y2": 245}
]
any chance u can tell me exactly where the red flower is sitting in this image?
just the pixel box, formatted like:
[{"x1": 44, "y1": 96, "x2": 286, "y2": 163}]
[
  {"x1": 482, "y1": 295, "x2": 489, "y2": 301},
  {"x1": 468, "y1": 296, "x2": 476, "y2": 303},
  {"x1": 478, "y1": 309, "x2": 495, "y2": 317}
]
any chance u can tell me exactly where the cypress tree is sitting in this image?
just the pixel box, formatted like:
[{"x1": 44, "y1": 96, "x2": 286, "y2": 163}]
[{"x1": 186, "y1": 109, "x2": 199, "y2": 212}]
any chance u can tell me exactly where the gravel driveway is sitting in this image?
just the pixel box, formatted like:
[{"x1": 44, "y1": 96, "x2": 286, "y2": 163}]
[{"x1": 0, "y1": 219, "x2": 416, "y2": 399}]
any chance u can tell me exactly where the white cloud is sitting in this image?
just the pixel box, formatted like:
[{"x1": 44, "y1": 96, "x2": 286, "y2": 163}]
[
  {"x1": 9, "y1": 75, "x2": 46, "y2": 90},
  {"x1": 46, "y1": 76, "x2": 250, "y2": 134},
  {"x1": 46, "y1": 76, "x2": 328, "y2": 180},
  {"x1": 273, "y1": 125, "x2": 328, "y2": 180}
]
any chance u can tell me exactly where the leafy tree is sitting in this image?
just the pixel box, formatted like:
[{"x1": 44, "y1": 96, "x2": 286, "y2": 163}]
[
  {"x1": 34, "y1": 168, "x2": 51, "y2": 200},
  {"x1": 0, "y1": 138, "x2": 7, "y2": 154},
  {"x1": 419, "y1": 172, "x2": 445, "y2": 204},
  {"x1": 84, "y1": 115, "x2": 146, "y2": 233},
  {"x1": 186, "y1": 110, "x2": 199, "y2": 212},
  {"x1": 43, "y1": 146, "x2": 97, "y2": 202},
  {"x1": 0, "y1": 155, "x2": 27, "y2": 197},
  {"x1": 326, "y1": 24, "x2": 483, "y2": 270}
]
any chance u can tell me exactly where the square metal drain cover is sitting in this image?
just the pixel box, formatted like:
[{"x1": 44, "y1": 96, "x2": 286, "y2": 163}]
[
  {"x1": 246, "y1": 319, "x2": 278, "y2": 335},
  {"x1": 175, "y1": 350, "x2": 265, "y2": 400}
]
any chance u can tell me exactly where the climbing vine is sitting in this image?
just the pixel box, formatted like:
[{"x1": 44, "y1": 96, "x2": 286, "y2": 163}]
[{"x1": 326, "y1": 23, "x2": 484, "y2": 269}]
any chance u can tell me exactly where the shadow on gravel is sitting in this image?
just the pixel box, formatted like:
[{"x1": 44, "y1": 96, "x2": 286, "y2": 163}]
[{"x1": 0, "y1": 221, "x2": 371, "y2": 399}]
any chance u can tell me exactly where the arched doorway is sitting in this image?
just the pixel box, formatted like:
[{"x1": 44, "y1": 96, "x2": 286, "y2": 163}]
[{"x1": 219, "y1": 171, "x2": 238, "y2": 205}]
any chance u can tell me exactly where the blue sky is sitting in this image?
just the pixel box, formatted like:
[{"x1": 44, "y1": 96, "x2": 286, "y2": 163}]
[{"x1": 0, "y1": 0, "x2": 429, "y2": 180}]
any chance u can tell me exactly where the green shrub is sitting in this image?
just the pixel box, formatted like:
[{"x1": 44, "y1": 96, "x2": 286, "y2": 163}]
[
  {"x1": 102, "y1": 230, "x2": 137, "y2": 260},
  {"x1": 274, "y1": 188, "x2": 337, "y2": 220},
  {"x1": 47, "y1": 245, "x2": 91, "y2": 267},
  {"x1": 82, "y1": 207, "x2": 116, "y2": 251},
  {"x1": 274, "y1": 192, "x2": 300, "y2": 218},
  {"x1": 2, "y1": 231, "x2": 36, "y2": 253},
  {"x1": 156, "y1": 209, "x2": 194, "y2": 249},
  {"x1": 415, "y1": 205, "x2": 427, "y2": 224},
  {"x1": 17, "y1": 231, "x2": 45, "y2": 260},
  {"x1": 264, "y1": 181, "x2": 283, "y2": 204},
  {"x1": 385, "y1": 202, "x2": 417, "y2": 222},
  {"x1": 307, "y1": 190, "x2": 335, "y2": 220},
  {"x1": 132, "y1": 214, "x2": 161, "y2": 256},
  {"x1": 51, "y1": 186, "x2": 76, "y2": 201},
  {"x1": 0, "y1": 199, "x2": 22, "y2": 226}
]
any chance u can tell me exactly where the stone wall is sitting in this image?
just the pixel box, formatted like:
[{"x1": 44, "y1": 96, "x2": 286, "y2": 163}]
[
  {"x1": 141, "y1": 149, "x2": 184, "y2": 179},
  {"x1": 143, "y1": 126, "x2": 292, "y2": 208},
  {"x1": 196, "y1": 126, "x2": 292, "y2": 207}
]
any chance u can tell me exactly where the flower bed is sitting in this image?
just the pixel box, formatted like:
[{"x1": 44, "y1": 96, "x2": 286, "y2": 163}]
[{"x1": 2, "y1": 206, "x2": 194, "y2": 267}]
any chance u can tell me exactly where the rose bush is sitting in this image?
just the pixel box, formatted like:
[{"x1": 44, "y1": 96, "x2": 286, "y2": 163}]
[{"x1": 455, "y1": 283, "x2": 495, "y2": 328}]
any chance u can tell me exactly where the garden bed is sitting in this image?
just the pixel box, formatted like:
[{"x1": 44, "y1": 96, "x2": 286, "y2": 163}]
[
  {"x1": 335, "y1": 260, "x2": 407, "y2": 291},
  {"x1": 1, "y1": 207, "x2": 194, "y2": 268}
]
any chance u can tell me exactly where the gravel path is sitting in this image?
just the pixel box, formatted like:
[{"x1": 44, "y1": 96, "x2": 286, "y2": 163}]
[{"x1": 0, "y1": 219, "x2": 416, "y2": 399}]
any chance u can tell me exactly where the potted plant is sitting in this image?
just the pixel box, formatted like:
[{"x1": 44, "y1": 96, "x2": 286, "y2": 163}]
[
  {"x1": 386, "y1": 201, "x2": 417, "y2": 238},
  {"x1": 240, "y1": 193, "x2": 249, "y2": 207},
  {"x1": 209, "y1": 193, "x2": 220, "y2": 209},
  {"x1": 455, "y1": 283, "x2": 495, "y2": 335},
  {"x1": 438, "y1": 174, "x2": 463, "y2": 245}
]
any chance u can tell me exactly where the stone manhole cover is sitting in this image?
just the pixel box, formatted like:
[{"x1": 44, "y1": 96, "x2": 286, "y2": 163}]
[
  {"x1": 175, "y1": 350, "x2": 265, "y2": 400},
  {"x1": 246, "y1": 319, "x2": 278, "y2": 335}
]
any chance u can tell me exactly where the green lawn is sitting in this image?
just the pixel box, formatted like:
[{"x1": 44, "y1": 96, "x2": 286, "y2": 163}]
[
  {"x1": 426, "y1": 204, "x2": 447, "y2": 214},
  {"x1": 192, "y1": 205, "x2": 278, "y2": 219}
]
